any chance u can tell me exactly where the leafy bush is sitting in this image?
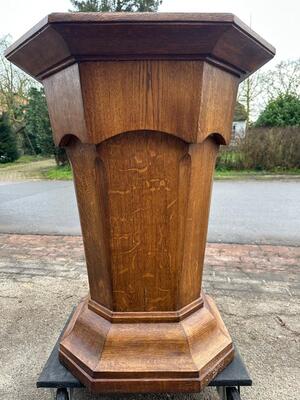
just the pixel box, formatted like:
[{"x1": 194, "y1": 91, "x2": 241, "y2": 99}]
[
  {"x1": 256, "y1": 94, "x2": 300, "y2": 127},
  {"x1": 0, "y1": 113, "x2": 19, "y2": 163},
  {"x1": 216, "y1": 127, "x2": 300, "y2": 171},
  {"x1": 23, "y1": 87, "x2": 68, "y2": 165}
]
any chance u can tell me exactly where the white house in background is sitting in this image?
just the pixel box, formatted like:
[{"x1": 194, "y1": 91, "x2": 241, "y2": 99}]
[
  {"x1": 232, "y1": 120, "x2": 247, "y2": 137},
  {"x1": 232, "y1": 102, "x2": 247, "y2": 140}
]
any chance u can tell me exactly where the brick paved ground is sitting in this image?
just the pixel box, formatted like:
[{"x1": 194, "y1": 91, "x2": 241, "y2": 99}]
[{"x1": 0, "y1": 234, "x2": 299, "y2": 400}]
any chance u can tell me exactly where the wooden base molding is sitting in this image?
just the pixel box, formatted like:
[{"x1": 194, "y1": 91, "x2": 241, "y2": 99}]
[
  {"x1": 59, "y1": 293, "x2": 234, "y2": 393},
  {"x1": 88, "y1": 296, "x2": 204, "y2": 323}
]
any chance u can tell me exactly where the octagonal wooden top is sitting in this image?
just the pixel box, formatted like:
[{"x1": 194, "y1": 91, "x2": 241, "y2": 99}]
[{"x1": 5, "y1": 12, "x2": 275, "y2": 81}]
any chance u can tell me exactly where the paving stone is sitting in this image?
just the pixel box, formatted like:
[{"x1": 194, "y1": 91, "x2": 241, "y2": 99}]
[{"x1": 0, "y1": 234, "x2": 299, "y2": 400}]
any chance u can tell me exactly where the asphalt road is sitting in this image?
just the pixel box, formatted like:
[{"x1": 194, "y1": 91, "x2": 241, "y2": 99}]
[{"x1": 0, "y1": 180, "x2": 299, "y2": 245}]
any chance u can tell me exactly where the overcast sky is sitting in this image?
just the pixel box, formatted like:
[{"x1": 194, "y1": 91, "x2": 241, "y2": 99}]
[{"x1": 0, "y1": 0, "x2": 299, "y2": 66}]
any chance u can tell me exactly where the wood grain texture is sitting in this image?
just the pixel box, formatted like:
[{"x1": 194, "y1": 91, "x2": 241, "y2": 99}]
[
  {"x1": 198, "y1": 62, "x2": 238, "y2": 142},
  {"x1": 67, "y1": 132, "x2": 218, "y2": 312},
  {"x1": 97, "y1": 131, "x2": 186, "y2": 312},
  {"x1": 178, "y1": 137, "x2": 219, "y2": 308},
  {"x1": 66, "y1": 140, "x2": 112, "y2": 308},
  {"x1": 44, "y1": 64, "x2": 87, "y2": 146},
  {"x1": 80, "y1": 61, "x2": 203, "y2": 145},
  {"x1": 43, "y1": 61, "x2": 239, "y2": 146},
  {"x1": 59, "y1": 293, "x2": 233, "y2": 393}
]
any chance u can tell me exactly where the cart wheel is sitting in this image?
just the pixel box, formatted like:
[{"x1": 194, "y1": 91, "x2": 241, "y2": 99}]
[
  {"x1": 226, "y1": 387, "x2": 241, "y2": 400},
  {"x1": 56, "y1": 388, "x2": 69, "y2": 400}
]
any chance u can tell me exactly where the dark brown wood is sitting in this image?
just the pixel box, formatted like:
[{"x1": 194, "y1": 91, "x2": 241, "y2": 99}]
[
  {"x1": 6, "y1": 13, "x2": 275, "y2": 394},
  {"x1": 5, "y1": 13, "x2": 275, "y2": 81}
]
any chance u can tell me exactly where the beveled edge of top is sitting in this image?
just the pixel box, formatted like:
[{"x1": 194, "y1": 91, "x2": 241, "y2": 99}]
[
  {"x1": 5, "y1": 12, "x2": 275, "y2": 82},
  {"x1": 5, "y1": 12, "x2": 275, "y2": 57}
]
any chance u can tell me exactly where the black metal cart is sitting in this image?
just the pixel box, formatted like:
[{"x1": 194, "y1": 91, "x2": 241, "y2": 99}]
[{"x1": 37, "y1": 312, "x2": 252, "y2": 400}]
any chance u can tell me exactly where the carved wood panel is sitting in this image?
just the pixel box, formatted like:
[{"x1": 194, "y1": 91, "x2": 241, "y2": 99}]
[{"x1": 67, "y1": 131, "x2": 218, "y2": 312}]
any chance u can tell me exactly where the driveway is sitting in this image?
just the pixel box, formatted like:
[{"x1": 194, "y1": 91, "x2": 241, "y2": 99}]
[
  {"x1": 0, "y1": 159, "x2": 55, "y2": 181},
  {"x1": 0, "y1": 180, "x2": 299, "y2": 245}
]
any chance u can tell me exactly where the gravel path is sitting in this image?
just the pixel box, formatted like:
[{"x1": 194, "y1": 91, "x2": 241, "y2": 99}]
[{"x1": 0, "y1": 159, "x2": 55, "y2": 181}]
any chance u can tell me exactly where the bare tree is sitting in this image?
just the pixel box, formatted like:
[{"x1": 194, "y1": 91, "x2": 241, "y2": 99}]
[
  {"x1": 0, "y1": 36, "x2": 32, "y2": 126},
  {"x1": 70, "y1": 0, "x2": 162, "y2": 12},
  {"x1": 0, "y1": 36, "x2": 37, "y2": 151},
  {"x1": 264, "y1": 59, "x2": 300, "y2": 98},
  {"x1": 238, "y1": 59, "x2": 300, "y2": 124},
  {"x1": 237, "y1": 71, "x2": 268, "y2": 124}
]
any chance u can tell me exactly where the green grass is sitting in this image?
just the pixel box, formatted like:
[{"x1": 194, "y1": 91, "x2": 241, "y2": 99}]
[
  {"x1": 2, "y1": 155, "x2": 300, "y2": 181},
  {"x1": 215, "y1": 168, "x2": 300, "y2": 179},
  {"x1": 43, "y1": 165, "x2": 300, "y2": 181},
  {"x1": 43, "y1": 165, "x2": 73, "y2": 180}
]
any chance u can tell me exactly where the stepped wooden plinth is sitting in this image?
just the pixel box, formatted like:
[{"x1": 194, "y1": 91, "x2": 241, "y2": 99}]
[{"x1": 6, "y1": 13, "x2": 275, "y2": 393}]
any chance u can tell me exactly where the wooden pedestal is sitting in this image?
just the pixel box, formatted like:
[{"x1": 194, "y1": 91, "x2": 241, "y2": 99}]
[
  {"x1": 6, "y1": 13, "x2": 274, "y2": 393},
  {"x1": 60, "y1": 294, "x2": 233, "y2": 393}
]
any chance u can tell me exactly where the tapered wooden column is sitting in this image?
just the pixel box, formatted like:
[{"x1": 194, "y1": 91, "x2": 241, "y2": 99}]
[{"x1": 6, "y1": 13, "x2": 275, "y2": 393}]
